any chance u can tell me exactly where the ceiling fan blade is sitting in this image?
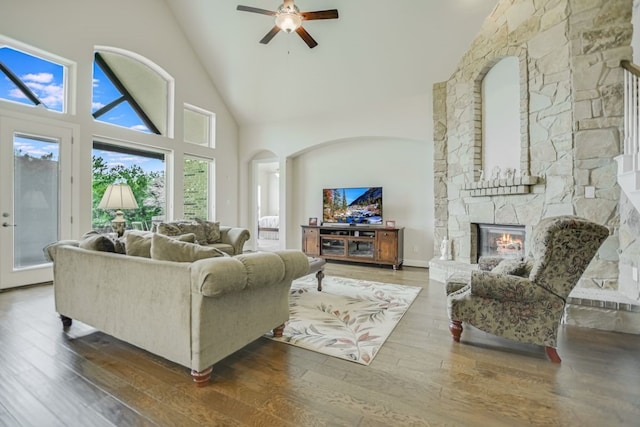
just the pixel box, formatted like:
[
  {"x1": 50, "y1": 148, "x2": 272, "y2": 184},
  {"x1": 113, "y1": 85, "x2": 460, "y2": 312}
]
[
  {"x1": 300, "y1": 9, "x2": 339, "y2": 20},
  {"x1": 295, "y1": 26, "x2": 318, "y2": 48},
  {"x1": 237, "y1": 5, "x2": 276, "y2": 16},
  {"x1": 260, "y1": 26, "x2": 281, "y2": 44}
]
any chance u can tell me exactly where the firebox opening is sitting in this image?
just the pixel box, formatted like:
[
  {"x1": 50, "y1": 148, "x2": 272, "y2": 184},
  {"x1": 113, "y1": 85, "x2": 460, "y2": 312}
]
[{"x1": 476, "y1": 223, "x2": 526, "y2": 261}]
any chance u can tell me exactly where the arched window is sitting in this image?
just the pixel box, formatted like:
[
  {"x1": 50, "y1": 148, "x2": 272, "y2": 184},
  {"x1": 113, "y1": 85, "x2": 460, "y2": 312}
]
[{"x1": 92, "y1": 47, "x2": 173, "y2": 136}]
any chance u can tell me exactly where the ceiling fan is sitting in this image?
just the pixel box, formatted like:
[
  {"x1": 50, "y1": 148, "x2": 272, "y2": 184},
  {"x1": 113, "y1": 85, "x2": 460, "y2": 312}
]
[{"x1": 237, "y1": 0, "x2": 339, "y2": 48}]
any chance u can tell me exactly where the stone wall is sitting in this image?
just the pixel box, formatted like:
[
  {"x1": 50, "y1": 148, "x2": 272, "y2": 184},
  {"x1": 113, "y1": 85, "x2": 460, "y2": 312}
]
[
  {"x1": 433, "y1": 0, "x2": 632, "y2": 292},
  {"x1": 432, "y1": 82, "x2": 448, "y2": 255}
]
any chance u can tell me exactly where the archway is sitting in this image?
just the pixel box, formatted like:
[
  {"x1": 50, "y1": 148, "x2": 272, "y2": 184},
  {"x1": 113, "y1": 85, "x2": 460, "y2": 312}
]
[{"x1": 251, "y1": 151, "x2": 280, "y2": 251}]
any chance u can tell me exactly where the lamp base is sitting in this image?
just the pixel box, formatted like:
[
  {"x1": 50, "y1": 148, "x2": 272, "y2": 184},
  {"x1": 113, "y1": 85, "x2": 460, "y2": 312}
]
[{"x1": 111, "y1": 210, "x2": 126, "y2": 237}]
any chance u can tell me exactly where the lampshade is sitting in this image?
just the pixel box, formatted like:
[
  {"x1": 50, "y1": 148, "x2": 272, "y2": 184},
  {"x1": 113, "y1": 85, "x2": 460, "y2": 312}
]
[
  {"x1": 98, "y1": 183, "x2": 139, "y2": 211},
  {"x1": 275, "y1": 4, "x2": 302, "y2": 33},
  {"x1": 98, "y1": 183, "x2": 138, "y2": 237}
]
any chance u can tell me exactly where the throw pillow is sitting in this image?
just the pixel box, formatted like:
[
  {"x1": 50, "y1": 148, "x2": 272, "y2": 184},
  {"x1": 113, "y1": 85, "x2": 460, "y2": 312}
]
[
  {"x1": 491, "y1": 258, "x2": 529, "y2": 277},
  {"x1": 78, "y1": 231, "x2": 116, "y2": 253},
  {"x1": 150, "y1": 232, "x2": 227, "y2": 262},
  {"x1": 195, "y1": 218, "x2": 221, "y2": 243},
  {"x1": 113, "y1": 238, "x2": 126, "y2": 254},
  {"x1": 125, "y1": 231, "x2": 196, "y2": 258},
  {"x1": 157, "y1": 221, "x2": 208, "y2": 245}
]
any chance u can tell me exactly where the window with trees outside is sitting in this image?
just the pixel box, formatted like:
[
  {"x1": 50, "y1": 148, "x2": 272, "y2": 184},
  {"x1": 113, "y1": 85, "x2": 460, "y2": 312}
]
[
  {"x1": 92, "y1": 142, "x2": 165, "y2": 232},
  {"x1": 183, "y1": 156, "x2": 212, "y2": 220}
]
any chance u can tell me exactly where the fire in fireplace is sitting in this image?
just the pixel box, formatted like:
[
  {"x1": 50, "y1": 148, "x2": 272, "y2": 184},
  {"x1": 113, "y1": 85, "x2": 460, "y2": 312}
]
[{"x1": 476, "y1": 223, "x2": 525, "y2": 260}]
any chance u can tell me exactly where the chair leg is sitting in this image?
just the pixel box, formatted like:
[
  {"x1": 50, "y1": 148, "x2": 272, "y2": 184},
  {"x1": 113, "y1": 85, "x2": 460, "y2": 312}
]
[
  {"x1": 449, "y1": 320, "x2": 463, "y2": 342},
  {"x1": 545, "y1": 346, "x2": 561, "y2": 363}
]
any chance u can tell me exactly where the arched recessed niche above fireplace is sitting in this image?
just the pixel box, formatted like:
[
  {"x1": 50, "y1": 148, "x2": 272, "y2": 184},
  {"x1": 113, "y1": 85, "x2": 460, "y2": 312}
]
[{"x1": 468, "y1": 48, "x2": 535, "y2": 190}]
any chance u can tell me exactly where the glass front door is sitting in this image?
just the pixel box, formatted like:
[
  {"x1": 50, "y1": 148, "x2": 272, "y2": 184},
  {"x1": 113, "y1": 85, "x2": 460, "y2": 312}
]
[{"x1": 0, "y1": 116, "x2": 72, "y2": 289}]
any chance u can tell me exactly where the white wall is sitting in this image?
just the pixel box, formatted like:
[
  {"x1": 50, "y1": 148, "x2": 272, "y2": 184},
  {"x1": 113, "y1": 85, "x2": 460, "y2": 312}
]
[
  {"x1": 291, "y1": 138, "x2": 433, "y2": 267},
  {"x1": 0, "y1": 0, "x2": 239, "y2": 235},
  {"x1": 238, "y1": 90, "x2": 435, "y2": 267}
]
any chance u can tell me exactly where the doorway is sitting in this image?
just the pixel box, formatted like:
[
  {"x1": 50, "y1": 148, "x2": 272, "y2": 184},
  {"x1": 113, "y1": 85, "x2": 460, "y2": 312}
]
[
  {"x1": 254, "y1": 159, "x2": 280, "y2": 252},
  {"x1": 0, "y1": 116, "x2": 73, "y2": 289}
]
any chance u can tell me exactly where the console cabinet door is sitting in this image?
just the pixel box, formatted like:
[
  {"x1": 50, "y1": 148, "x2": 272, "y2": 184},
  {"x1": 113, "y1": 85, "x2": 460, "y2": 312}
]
[
  {"x1": 376, "y1": 230, "x2": 398, "y2": 264},
  {"x1": 302, "y1": 227, "x2": 320, "y2": 256}
]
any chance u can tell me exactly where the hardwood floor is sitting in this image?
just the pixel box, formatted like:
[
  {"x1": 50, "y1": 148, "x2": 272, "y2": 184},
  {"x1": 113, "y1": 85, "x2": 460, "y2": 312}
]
[{"x1": 1, "y1": 263, "x2": 639, "y2": 426}]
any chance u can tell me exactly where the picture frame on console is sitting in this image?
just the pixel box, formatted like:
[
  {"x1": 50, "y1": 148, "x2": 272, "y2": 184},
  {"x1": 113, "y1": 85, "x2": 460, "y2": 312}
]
[
  {"x1": 309, "y1": 217, "x2": 318, "y2": 226},
  {"x1": 385, "y1": 220, "x2": 396, "y2": 229}
]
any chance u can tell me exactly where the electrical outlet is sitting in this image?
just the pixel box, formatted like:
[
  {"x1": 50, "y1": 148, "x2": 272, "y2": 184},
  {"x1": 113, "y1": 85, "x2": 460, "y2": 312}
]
[
  {"x1": 585, "y1": 186, "x2": 595, "y2": 198},
  {"x1": 413, "y1": 245, "x2": 419, "y2": 253}
]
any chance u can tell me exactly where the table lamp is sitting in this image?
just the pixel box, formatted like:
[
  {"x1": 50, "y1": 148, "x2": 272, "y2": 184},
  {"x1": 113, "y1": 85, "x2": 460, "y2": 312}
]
[{"x1": 98, "y1": 183, "x2": 139, "y2": 237}]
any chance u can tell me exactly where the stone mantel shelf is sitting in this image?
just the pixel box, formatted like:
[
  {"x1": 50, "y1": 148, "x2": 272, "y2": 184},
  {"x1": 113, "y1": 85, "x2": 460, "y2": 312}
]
[{"x1": 463, "y1": 175, "x2": 540, "y2": 196}]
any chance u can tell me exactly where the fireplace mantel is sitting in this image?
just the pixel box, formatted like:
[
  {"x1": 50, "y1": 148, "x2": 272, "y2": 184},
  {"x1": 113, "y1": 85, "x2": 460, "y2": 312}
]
[{"x1": 463, "y1": 175, "x2": 540, "y2": 196}]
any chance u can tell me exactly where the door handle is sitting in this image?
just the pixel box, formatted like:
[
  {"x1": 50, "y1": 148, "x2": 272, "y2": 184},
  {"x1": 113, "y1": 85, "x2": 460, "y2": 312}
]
[{"x1": 2, "y1": 222, "x2": 16, "y2": 227}]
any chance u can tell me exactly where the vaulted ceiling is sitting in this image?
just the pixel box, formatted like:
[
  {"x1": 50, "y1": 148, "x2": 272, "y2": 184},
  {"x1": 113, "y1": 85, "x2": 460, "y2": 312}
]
[{"x1": 164, "y1": 0, "x2": 498, "y2": 127}]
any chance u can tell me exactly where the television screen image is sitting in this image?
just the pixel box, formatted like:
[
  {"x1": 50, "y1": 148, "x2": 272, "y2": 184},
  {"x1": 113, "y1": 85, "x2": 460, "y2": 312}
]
[{"x1": 322, "y1": 187, "x2": 383, "y2": 225}]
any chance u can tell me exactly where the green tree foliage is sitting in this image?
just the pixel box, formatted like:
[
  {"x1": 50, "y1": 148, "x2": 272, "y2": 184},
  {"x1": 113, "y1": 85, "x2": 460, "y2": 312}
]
[{"x1": 92, "y1": 156, "x2": 164, "y2": 230}]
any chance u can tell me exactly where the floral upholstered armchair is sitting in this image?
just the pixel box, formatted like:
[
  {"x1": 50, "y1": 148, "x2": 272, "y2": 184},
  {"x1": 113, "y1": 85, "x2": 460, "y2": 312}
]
[{"x1": 446, "y1": 215, "x2": 609, "y2": 362}]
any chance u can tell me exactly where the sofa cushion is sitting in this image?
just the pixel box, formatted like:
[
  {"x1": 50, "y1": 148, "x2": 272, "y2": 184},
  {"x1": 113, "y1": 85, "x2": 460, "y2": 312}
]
[
  {"x1": 195, "y1": 218, "x2": 221, "y2": 243},
  {"x1": 150, "y1": 232, "x2": 227, "y2": 262},
  {"x1": 126, "y1": 231, "x2": 196, "y2": 258},
  {"x1": 78, "y1": 231, "x2": 115, "y2": 253},
  {"x1": 158, "y1": 221, "x2": 208, "y2": 245}
]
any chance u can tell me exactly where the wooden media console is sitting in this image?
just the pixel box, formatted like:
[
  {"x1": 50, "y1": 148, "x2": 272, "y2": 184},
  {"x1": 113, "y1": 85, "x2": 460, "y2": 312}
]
[{"x1": 301, "y1": 225, "x2": 404, "y2": 269}]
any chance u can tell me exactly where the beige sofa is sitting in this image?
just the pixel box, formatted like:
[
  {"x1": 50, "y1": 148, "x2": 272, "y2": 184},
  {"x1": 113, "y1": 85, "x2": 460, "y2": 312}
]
[
  {"x1": 46, "y1": 239, "x2": 309, "y2": 385},
  {"x1": 153, "y1": 220, "x2": 250, "y2": 255}
]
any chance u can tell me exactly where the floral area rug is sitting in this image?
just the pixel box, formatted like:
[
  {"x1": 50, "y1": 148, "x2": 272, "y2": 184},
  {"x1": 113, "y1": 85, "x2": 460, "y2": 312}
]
[{"x1": 266, "y1": 274, "x2": 422, "y2": 365}]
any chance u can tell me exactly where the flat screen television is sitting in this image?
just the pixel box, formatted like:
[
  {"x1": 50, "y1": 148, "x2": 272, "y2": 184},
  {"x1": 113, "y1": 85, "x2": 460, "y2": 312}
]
[{"x1": 322, "y1": 187, "x2": 383, "y2": 225}]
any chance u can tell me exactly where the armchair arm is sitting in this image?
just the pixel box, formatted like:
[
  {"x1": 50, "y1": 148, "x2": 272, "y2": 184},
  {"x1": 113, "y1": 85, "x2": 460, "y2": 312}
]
[
  {"x1": 470, "y1": 271, "x2": 554, "y2": 302},
  {"x1": 477, "y1": 256, "x2": 504, "y2": 271},
  {"x1": 219, "y1": 226, "x2": 250, "y2": 255}
]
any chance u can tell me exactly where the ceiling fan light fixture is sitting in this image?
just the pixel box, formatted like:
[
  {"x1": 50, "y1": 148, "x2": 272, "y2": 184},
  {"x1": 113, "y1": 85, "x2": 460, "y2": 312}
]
[{"x1": 275, "y1": 4, "x2": 302, "y2": 33}]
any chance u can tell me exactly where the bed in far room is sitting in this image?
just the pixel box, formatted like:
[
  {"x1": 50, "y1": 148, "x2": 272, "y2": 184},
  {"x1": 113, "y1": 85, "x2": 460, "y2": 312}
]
[{"x1": 258, "y1": 215, "x2": 279, "y2": 239}]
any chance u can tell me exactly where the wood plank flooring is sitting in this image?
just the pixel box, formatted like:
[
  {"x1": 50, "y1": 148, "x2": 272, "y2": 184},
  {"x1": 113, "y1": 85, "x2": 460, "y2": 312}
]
[{"x1": 1, "y1": 263, "x2": 639, "y2": 426}]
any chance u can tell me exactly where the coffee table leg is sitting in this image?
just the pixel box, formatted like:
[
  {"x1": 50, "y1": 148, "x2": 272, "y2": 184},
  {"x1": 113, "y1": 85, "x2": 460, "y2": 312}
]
[{"x1": 316, "y1": 269, "x2": 325, "y2": 291}]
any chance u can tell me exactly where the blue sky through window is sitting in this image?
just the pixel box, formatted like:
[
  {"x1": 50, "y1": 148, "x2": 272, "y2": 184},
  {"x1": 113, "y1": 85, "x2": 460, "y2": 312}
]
[
  {"x1": 14, "y1": 136, "x2": 59, "y2": 160},
  {"x1": 1, "y1": 46, "x2": 162, "y2": 172},
  {"x1": 0, "y1": 46, "x2": 64, "y2": 112},
  {"x1": 92, "y1": 61, "x2": 150, "y2": 133},
  {"x1": 93, "y1": 148, "x2": 165, "y2": 174}
]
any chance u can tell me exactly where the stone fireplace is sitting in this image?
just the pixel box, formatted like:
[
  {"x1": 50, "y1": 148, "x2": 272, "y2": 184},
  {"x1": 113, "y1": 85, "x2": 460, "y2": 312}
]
[{"x1": 428, "y1": 0, "x2": 640, "y2": 334}]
